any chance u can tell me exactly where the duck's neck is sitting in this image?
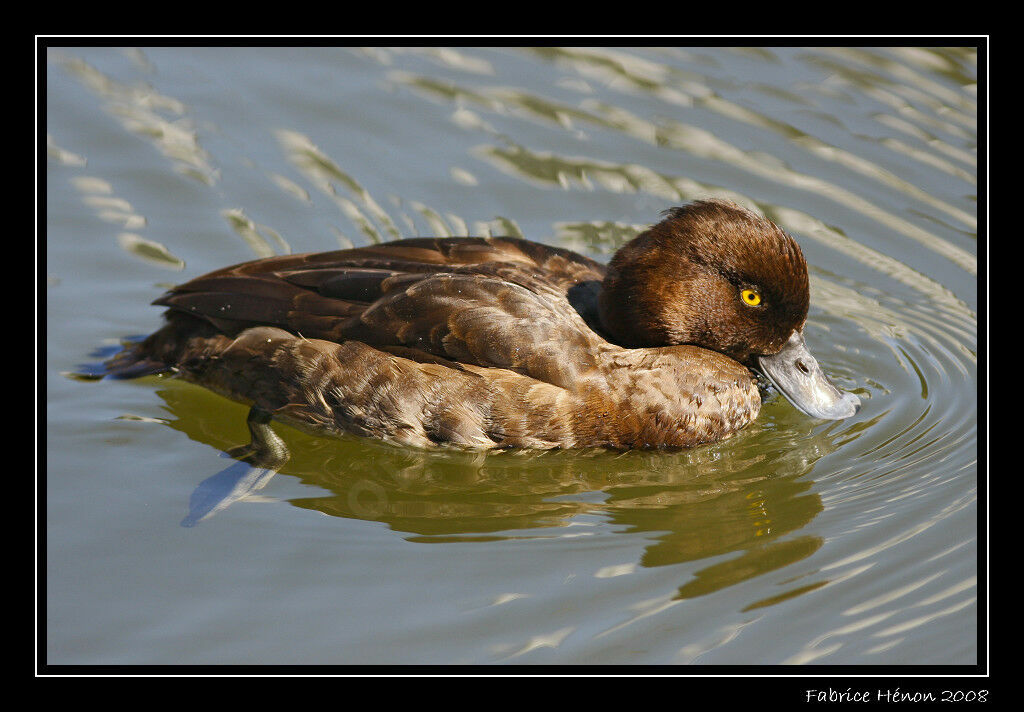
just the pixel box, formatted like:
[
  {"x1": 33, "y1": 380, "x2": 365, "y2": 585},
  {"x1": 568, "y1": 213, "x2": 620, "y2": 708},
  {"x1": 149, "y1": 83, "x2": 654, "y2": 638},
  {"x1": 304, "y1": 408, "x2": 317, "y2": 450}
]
[{"x1": 597, "y1": 228, "x2": 699, "y2": 348}]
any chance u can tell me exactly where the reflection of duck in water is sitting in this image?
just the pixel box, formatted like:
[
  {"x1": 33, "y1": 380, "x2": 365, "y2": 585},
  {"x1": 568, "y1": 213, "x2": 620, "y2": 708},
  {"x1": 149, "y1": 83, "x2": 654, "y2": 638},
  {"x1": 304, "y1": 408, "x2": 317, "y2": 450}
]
[
  {"x1": 108, "y1": 200, "x2": 858, "y2": 456},
  {"x1": 157, "y1": 374, "x2": 835, "y2": 538}
]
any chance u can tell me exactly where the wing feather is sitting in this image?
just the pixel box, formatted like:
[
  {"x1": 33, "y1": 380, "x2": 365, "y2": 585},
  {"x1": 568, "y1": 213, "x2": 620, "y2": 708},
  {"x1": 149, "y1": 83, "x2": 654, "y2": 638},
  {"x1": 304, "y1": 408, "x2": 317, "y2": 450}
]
[{"x1": 153, "y1": 236, "x2": 608, "y2": 386}]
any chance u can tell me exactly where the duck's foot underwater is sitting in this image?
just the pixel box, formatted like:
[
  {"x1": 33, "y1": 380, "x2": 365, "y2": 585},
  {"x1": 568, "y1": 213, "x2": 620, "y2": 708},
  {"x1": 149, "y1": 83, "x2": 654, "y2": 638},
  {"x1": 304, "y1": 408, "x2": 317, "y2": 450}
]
[
  {"x1": 225, "y1": 407, "x2": 291, "y2": 469},
  {"x1": 180, "y1": 407, "x2": 290, "y2": 527}
]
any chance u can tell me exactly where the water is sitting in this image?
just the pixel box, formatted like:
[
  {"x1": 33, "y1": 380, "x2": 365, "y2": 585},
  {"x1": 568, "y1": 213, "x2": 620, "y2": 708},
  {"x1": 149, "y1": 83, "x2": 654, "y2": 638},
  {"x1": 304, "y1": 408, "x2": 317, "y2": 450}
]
[{"x1": 44, "y1": 45, "x2": 979, "y2": 667}]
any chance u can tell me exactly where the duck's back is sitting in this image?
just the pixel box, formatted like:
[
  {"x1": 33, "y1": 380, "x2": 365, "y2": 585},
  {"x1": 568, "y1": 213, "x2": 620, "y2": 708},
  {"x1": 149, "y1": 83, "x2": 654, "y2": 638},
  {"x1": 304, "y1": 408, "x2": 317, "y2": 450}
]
[
  {"x1": 161, "y1": 237, "x2": 602, "y2": 340},
  {"x1": 129, "y1": 238, "x2": 608, "y2": 385}
]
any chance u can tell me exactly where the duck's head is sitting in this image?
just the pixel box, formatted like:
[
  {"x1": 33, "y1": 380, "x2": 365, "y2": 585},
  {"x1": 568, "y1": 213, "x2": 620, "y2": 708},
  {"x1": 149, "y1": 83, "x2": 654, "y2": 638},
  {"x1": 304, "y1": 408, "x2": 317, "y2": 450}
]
[{"x1": 598, "y1": 200, "x2": 859, "y2": 419}]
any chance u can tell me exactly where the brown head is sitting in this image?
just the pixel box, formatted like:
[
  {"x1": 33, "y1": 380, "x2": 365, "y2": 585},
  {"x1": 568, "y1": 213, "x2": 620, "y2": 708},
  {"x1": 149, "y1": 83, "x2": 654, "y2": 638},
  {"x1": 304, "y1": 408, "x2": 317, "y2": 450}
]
[
  {"x1": 598, "y1": 199, "x2": 809, "y2": 366},
  {"x1": 598, "y1": 200, "x2": 858, "y2": 420}
]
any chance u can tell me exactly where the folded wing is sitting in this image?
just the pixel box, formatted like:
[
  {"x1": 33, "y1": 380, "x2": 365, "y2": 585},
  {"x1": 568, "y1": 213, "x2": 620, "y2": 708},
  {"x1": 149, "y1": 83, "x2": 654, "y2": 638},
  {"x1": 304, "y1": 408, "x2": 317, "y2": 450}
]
[{"x1": 154, "y1": 236, "x2": 609, "y2": 388}]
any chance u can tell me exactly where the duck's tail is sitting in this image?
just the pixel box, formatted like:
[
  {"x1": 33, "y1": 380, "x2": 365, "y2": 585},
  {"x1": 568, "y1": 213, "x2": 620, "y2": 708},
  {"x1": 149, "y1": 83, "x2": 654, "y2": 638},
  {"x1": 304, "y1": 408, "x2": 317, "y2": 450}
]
[
  {"x1": 96, "y1": 312, "x2": 224, "y2": 380},
  {"x1": 67, "y1": 336, "x2": 166, "y2": 381},
  {"x1": 103, "y1": 342, "x2": 173, "y2": 379}
]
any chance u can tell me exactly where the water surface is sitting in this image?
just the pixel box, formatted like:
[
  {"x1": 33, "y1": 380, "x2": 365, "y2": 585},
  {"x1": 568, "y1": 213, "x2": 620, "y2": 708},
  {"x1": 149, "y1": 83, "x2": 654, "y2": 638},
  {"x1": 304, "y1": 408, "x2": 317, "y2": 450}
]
[{"x1": 45, "y1": 45, "x2": 979, "y2": 667}]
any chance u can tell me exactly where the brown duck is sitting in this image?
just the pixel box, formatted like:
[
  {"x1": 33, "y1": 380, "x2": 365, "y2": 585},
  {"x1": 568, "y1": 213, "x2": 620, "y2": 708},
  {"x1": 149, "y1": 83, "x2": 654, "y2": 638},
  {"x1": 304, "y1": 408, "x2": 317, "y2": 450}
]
[{"x1": 107, "y1": 200, "x2": 858, "y2": 455}]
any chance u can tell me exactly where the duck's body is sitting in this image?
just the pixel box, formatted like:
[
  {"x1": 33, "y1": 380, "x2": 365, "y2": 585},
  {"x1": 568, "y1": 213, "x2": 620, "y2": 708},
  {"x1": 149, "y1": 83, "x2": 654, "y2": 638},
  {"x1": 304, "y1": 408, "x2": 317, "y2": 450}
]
[{"x1": 108, "y1": 200, "x2": 857, "y2": 451}]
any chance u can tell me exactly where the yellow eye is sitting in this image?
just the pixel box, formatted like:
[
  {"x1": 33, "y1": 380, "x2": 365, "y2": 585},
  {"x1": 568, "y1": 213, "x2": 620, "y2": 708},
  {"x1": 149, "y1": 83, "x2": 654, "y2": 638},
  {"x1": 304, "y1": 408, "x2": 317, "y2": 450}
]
[{"x1": 741, "y1": 288, "x2": 762, "y2": 306}]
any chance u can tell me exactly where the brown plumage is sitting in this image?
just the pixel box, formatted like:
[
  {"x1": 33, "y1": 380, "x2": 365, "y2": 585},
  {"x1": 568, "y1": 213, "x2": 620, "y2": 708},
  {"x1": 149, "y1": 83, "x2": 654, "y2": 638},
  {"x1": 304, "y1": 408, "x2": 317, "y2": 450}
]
[{"x1": 107, "y1": 200, "x2": 854, "y2": 451}]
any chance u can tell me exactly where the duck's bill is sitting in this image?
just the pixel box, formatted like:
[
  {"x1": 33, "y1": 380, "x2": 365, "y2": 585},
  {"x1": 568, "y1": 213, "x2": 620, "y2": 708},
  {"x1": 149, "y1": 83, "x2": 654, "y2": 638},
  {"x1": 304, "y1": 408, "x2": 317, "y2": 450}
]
[{"x1": 757, "y1": 331, "x2": 859, "y2": 420}]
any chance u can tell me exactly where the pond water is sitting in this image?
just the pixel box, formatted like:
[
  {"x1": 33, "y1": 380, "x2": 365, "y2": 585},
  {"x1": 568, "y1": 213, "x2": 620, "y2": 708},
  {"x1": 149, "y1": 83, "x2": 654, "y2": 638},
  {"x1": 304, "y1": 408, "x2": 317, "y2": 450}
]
[{"x1": 44, "y1": 45, "x2": 980, "y2": 668}]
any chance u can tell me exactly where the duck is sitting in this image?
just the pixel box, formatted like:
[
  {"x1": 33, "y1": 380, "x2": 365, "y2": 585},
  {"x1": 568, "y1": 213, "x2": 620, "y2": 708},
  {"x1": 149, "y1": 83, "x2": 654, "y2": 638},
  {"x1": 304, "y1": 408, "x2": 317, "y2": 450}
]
[{"x1": 106, "y1": 199, "x2": 859, "y2": 456}]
